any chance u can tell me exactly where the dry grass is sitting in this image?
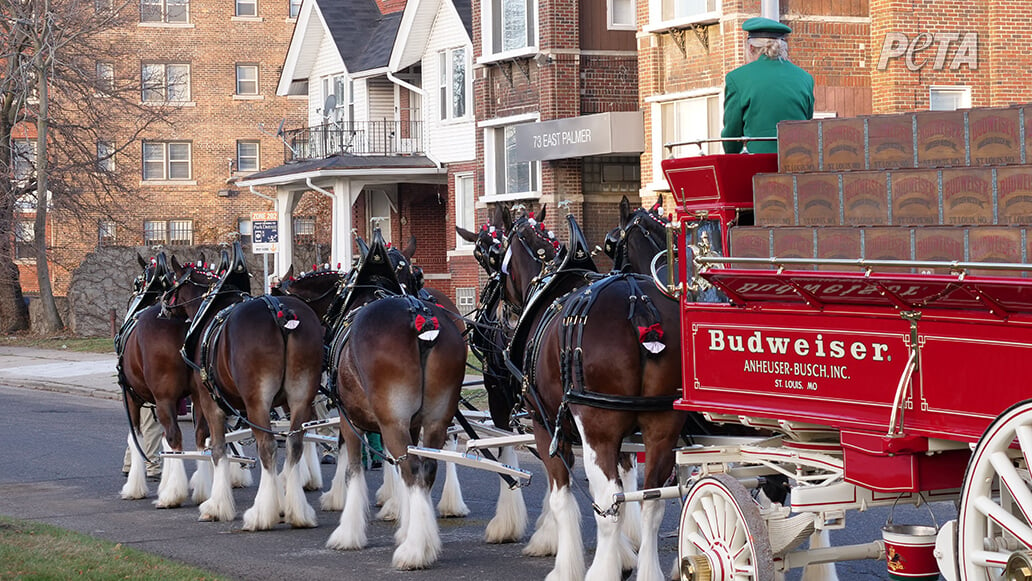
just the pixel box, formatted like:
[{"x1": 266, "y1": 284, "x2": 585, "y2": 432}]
[{"x1": 0, "y1": 333, "x2": 115, "y2": 353}]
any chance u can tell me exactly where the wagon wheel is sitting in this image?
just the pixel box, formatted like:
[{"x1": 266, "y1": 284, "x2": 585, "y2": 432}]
[
  {"x1": 959, "y1": 400, "x2": 1032, "y2": 580},
  {"x1": 678, "y1": 473, "x2": 774, "y2": 581}
]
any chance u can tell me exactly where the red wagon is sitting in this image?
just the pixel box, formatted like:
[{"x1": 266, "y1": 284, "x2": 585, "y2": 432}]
[{"x1": 653, "y1": 120, "x2": 1032, "y2": 581}]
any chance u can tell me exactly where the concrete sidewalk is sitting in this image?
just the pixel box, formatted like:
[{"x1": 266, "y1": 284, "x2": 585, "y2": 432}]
[
  {"x1": 0, "y1": 346, "x2": 120, "y2": 400},
  {"x1": 0, "y1": 345, "x2": 485, "y2": 401}
]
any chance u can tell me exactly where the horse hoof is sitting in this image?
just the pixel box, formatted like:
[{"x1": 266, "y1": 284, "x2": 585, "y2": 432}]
[{"x1": 198, "y1": 513, "x2": 217, "y2": 522}]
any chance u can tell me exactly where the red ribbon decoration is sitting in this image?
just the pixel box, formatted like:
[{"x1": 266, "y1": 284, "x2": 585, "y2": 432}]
[{"x1": 638, "y1": 323, "x2": 664, "y2": 342}]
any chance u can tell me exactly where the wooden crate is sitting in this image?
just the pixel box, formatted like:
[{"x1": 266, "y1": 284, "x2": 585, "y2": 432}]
[
  {"x1": 863, "y1": 227, "x2": 913, "y2": 273},
  {"x1": 821, "y1": 118, "x2": 866, "y2": 172},
  {"x1": 916, "y1": 110, "x2": 967, "y2": 168},
  {"x1": 915, "y1": 226, "x2": 967, "y2": 274},
  {"x1": 941, "y1": 168, "x2": 993, "y2": 226},
  {"x1": 891, "y1": 170, "x2": 940, "y2": 226},
  {"x1": 997, "y1": 166, "x2": 1032, "y2": 225},
  {"x1": 753, "y1": 173, "x2": 796, "y2": 226},
  {"x1": 867, "y1": 113, "x2": 916, "y2": 170},
  {"x1": 816, "y1": 227, "x2": 862, "y2": 270},
  {"x1": 969, "y1": 226, "x2": 1023, "y2": 276},
  {"x1": 771, "y1": 227, "x2": 816, "y2": 264},
  {"x1": 728, "y1": 227, "x2": 772, "y2": 268},
  {"x1": 842, "y1": 171, "x2": 889, "y2": 226},
  {"x1": 969, "y1": 108, "x2": 1021, "y2": 166},
  {"x1": 796, "y1": 173, "x2": 841, "y2": 226},
  {"x1": 777, "y1": 120, "x2": 820, "y2": 173}
]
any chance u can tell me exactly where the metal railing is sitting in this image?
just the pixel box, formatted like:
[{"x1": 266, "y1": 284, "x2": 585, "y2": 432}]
[{"x1": 281, "y1": 120, "x2": 424, "y2": 162}]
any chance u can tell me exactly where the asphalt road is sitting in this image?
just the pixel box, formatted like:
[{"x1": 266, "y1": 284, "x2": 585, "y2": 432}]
[{"x1": 0, "y1": 384, "x2": 951, "y2": 580}]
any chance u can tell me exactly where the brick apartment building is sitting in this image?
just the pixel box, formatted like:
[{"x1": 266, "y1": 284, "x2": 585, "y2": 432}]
[
  {"x1": 640, "y1": 0, "x2": 1032, "y2": 202},
  {"x1": 15, "y1": 0, "x2": 308, "y2": 296}
]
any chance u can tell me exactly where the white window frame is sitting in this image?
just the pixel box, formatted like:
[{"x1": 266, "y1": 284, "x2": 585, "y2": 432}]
[
  {"x1": 481, "y1": 114, "x2": 541, "y2": 202},
  {"x1": 142, "y1": 63, "x2": 190, "y2": 102},
  {"x1": 454, "y1": 173, "x2": 476, "y2": 248},
  {"x1": 96, "y1": 62, "x2": 114, "y2": 94},
  {"x1": 235, "y1": 0, "x2": 257, "y2": 17},
  {"x1": 236, "y1": 140, "x2": 259, "y2": 172},
  {"x1": 142, "y1": 141, "x2": 192, "y2": 181},
  {"x1": 645, "y1": 0, "x2": 719, "y2": 32},
  {"x1": 11, "y1": 138, "x2": 36, "y2": 182},
  {"x1": 236, "y1": 64, "x2": 259, "y2": 95},
  {"x1": 15, "y1": 220, "x2": 35, "y2": 261},
  {"x1": 608, "y1": 0, "x2": 636, "y2": 30},
  {"x1": 97, "y1": 140, "x2": 115, "y2": 172},
  {"x1": 481, "y1": 0, "x2": 538, "y2": 62},
  {"x1": 144, "y1": 219, "x2": 193, "y2": 245},
  {"x1": 98, "y1": 220, "x2": 116, "y2": 246},
  {"x1": 929, "y1": 85, "x2": 972, "y2": 111},
  {"x1": 649, "y1": 91, "x2": 721, "y2": 190},
  {"x1": 140, "y1": 0, "x2": 189, "y2": 23},
  {"x1": 293, "y1": 216, "x2": 316, "y2": 244},
  {"x1": 438, "y1": 47, "x2": 470, "y2": 121},
  {"x1": 288, "y1": 0, "x2": 301, "y2": 18}
]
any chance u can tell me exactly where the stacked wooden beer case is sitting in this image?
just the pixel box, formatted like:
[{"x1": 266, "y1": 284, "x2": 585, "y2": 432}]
[{"x1": 734, "y1": 105, "x2": 1032, "y2": 275}]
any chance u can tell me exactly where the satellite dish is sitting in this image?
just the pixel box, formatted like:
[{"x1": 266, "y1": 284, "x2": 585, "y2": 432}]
[
  {"x1": 322, "y1": 94, "x2": 337, "y2": 120},
  {"x1": 275, "y1": 118, "x2": 285, "y2": 138},
  {"x1": 258, "y1": 119, "x2": 299, "y2": 157}
]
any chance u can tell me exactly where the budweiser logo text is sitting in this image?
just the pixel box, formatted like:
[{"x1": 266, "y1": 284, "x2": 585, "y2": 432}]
[{"x1": 707, "y1": 330, "x2": 890, "y2": 361}]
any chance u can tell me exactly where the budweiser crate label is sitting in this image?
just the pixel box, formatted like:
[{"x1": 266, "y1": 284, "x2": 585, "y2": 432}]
[
  {"x1": 863, "y1": 228, "x2": 913, "y2": 272},
  {"x1": 753, "y1": 174, "x2": 796, "y2": 226},
  {"x1": 821, "y1": 118, "x2": 865, "y2": 171},
  {"x1": 778, "y1": 120, "x2": 820, "y2": 172},
  {"x1": 868, "y1": 114, "x2": 915, "y2": 170},
  {"x1": 842, "y1": 172, "x2": 889, "y2": 225},
  {"x1": 998, "y1": 166, "x2": 1032, "y2": 225},
  {"x1": 969, "y1": 227, "x2": 1022, "y2": 275},
  {"x1": 942, "y1": 168, "x2": 993, "y2": 225},
  {"x1": 729, "y1": 227, "x2": 771, "y2": 268},
  {"x1": 915, "y1": 227, "x2": 967, "y2": 270},
  {"x1": 916, "y1": 111, "x2": 967, "y2": 168},
  {"x1": 816, "y1": 228, "x2": 862, "y2": 270},
  {"x1": 891, "y1": 170, "x2": 940, "y2": 225},
  {"x1": 796, "y1": 174, "x2": 841, "y2": 226},
  {"x1": 969, "y1": 108, "x2": 1021, "y2": 166},
  {"x1": 772, "y1": 228, "x2": 814, "y2": 260}
]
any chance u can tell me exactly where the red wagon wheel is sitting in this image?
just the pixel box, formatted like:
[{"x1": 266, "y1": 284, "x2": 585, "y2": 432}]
[
  {"x1": 678, "y1": 473, "x2": 775, "y2": 581},
  {"x1": 959, "y1": 400, "x2": 1032, "y2": 580}
]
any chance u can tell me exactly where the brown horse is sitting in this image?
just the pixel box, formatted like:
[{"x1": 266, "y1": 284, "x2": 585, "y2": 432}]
[
  {"x1": 499, "y1": 206, "x2": 688, "y2": 581},
  {"x1": 117, "y1": 251, "x2": 205, "y2": 507},
  {"x1": 163, "y1": 248, "x2": 324, "y2": 530},
  {"x1": 314, "y1": 231, "x2": 467, "y2": 569}
]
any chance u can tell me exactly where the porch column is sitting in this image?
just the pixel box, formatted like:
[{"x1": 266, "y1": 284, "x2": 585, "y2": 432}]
[
  {"x1": 332, "y1": 178, "x2": 366, "y2": 269},
  {"x1": 274, "y1": 188, "x2": 301, "y2": 277}
]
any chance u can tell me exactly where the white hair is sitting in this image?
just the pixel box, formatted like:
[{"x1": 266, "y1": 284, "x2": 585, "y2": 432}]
[{"x1": 747, "y1": 37, "x2": 789, "y2": 61}]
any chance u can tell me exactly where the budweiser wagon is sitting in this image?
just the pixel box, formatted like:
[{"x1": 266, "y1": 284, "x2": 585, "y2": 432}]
[{"x1": 647, "y1": 105, "x2": 1032, "y2": 581}]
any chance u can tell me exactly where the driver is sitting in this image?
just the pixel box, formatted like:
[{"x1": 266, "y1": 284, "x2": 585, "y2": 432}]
[{"x1": 721, "y1": 17, "x2": 814, "y2": 154}]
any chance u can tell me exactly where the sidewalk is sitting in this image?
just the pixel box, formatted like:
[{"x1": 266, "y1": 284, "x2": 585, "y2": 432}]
[
  {"x1": 0, "y1": 345, "x2": 484, "y2": 401},
  {"x1": 0, "y1": 346, "x2": 121, "y2": 400}
]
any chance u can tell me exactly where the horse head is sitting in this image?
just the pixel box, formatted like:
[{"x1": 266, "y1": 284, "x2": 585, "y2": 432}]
[
  {"x1": 499, "y1": 204, "x2": 559, "y2": 312},
  {"x1": 615, "y1": 195, "x2": 670, "y2": 275},
  {"x1": 272, "y1": 264, "x2": 343, "y2": 320},
  {"x1": 162, "y1": 255, "x2": 218, "y2": 320}
]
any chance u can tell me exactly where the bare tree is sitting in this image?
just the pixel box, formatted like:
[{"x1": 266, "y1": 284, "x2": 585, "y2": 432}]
[{"x1": 0, "y1": 0, "x2": 172, "y2": 333}]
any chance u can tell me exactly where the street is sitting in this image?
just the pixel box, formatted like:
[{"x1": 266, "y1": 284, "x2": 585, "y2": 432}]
[{"x1": 0, "y1": 384, "x2": 951, "y2": 580}]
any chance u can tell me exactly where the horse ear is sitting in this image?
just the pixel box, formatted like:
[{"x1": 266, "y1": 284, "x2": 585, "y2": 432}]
[
  {"x1": 494, "y1": 204, "x2": 511, "y2": 232},
  {"x1": 619, "y1": 195, "x2": 632, "y2": 227},
  {"x1": 170, "y1": 255, "x2": 184, "y2": 276},
  {"x1": 282, "y1": 265, "x2": 294, "y2": 280},
  {"x1": 649, "y1": 195, "x2": 663, "y2": 213},
  {"x1": 456, "y1": 226, "x2": 478, "y2": 243},
  {"x1": 401, "y1": 235, "x2": 417, "y2": 260},
  {"x1": 137, "y1": 253, "x2": 148, "y2": 269}
]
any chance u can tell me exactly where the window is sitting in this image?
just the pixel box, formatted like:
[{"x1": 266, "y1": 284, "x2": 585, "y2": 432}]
[
  {"x1": 235, "y1": 0, "x2": 257, "y2": 17},
  {"x1": 438, "y1": 48, "x2": 469, "y2": 120},
  {"x1": 485, "y1": 123, "x2": 539, "y2": 199},
  {"x1": 294, "y1": 217, "x2": 316, "y2": 244},
  {"x1": 609, "y1": 0, "x2": 635, "y2": 29},
  {"x1": 658, "y1": 0, "x2": 718, "y2": 23},
  {"x1": 15, "y1": 221, "x2": 34, "y2": 260},
  {"x1": 657, "y1": 94, "x2": 722, "y2": 162},
  {"x1": 142, "y1": 141, "x2": 191, "y2": 180},
  {"x1": 455, "y1": 173, "x2": 475, "y2": 247},
  {"x1": 930, "y1": 86, "x2": 971, "y2": 111},
  {"x1": 140, "y1": 0, "x2": 189, "y2": 23},
  {"x1": 11, "y1": 139, "x2": 36, "y2": 182},
  {"x1": 288, "y1": 0, "x2": 301, "y2": 18},
  {"x1": 487, "y1": 0, "x2": 536, "y2": 55},
  {"x1": 95, "y1": 0, "x2": 113, "y2": 11},
  {"x1": 97, "y1": 141, "x2": 115, "y2": 172},
  {"x1": 144, "y1": 219, "x2": 193, "y2": 245},
  {"x1": 99, "y1": 220, "x2": 116, "y2": 246},
  {"x1": 238, "y1": 218, "x2": 252, "y2": 244},
  {"x1": 456, "y1": 287, "x2": 476, "y2": 313},
  {"x1": 236, "y1": 141, "x2": 259, "y2": 172},
  {"x1": 236, "y1": 64, "x2": 258, "y2": 95},
  {"x1": 95, "y1": 62, "x2": 114, "y2": 93},
  {"x1": 142, "y1": 63, "x2": 190, "y2": 102}
]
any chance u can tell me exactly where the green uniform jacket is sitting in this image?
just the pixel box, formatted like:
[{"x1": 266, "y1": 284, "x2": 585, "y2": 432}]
[{"x1": 721, "y1": 56, "x2": 815, "y2": 154}]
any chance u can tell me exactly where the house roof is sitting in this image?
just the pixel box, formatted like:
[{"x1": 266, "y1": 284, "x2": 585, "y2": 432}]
[
  {"x1": 389, "y1": 0, "x2": 471, "y2": 72},
  {"x1": 237, "y1": 154, "x2": 443, "y2": 187},
  {"x1": 453, "y1": 0, "x2": 472, "y2": 38},
  {"x1": 321, "y1": 0, "x2": 403, "y2": 72}
]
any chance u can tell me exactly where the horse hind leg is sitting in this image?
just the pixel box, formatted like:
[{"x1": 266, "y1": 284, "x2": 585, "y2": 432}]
[
  {"x1": 376, "y1": 462, "x2": 400, "y2": 520},
  {"x1": 154, "y1": 403, "x2": 189, "y2": 508},
  {"x1": 326, "y1": 429, "x2": 369, "y2": 550},
  {"x1": 280, "y1": 421, "x2": 317, "y2": 528},
  {"x1": 321, "y1": 432, "x2": 349, "y2": 511},
  {"x1": 485, "y1": 445, "x2": 528, "y2": 543},
  {"x1": 241, "y1": 426, "x2": 282, "y2": 531},
  {"x1": 299, "y1": 440, "x2": 323, "y2": 491},
  {"x1": 436, "y1": 436, "x2": 469, "y2": 518},
  {"x1": 197, "y1": 404, "x2": 236, "y2": 522},
  {"x1": 392, "y1": 456, "x2": 442, "y2": 570},
  {"x1": 577, "y1": 433, "x2": 632, "y2": 581}
]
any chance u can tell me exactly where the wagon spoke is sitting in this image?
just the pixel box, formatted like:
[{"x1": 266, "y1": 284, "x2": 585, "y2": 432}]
[
  {"x1": 989, "y1": 450, "x2": 1032, "y2": 526},
  {"x1": 975, "y1": 488, "x2": 1032, "y2": 549}
]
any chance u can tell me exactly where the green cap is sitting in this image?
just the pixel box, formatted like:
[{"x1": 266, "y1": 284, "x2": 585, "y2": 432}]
[{"x1": 742, "y1": 17, "x2": 792, "y2": 39}]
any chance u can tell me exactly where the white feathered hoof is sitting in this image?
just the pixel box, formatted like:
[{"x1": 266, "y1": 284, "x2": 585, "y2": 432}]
[
  {"x1": 153, "y1": 457, "x2": 189, "y2": 508},
  {"x1": 241, "y1": 467, "x2": 282, "y2": 531},
  {"x1": 120, "y1": 433, "x2": 149, "y2": 500},
  {"x1": 282, "y1": 462, "x2": 317, "y2": 528},
  {"x1": 392, "y1": 486, "x2": 441, "y2": 570}
]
